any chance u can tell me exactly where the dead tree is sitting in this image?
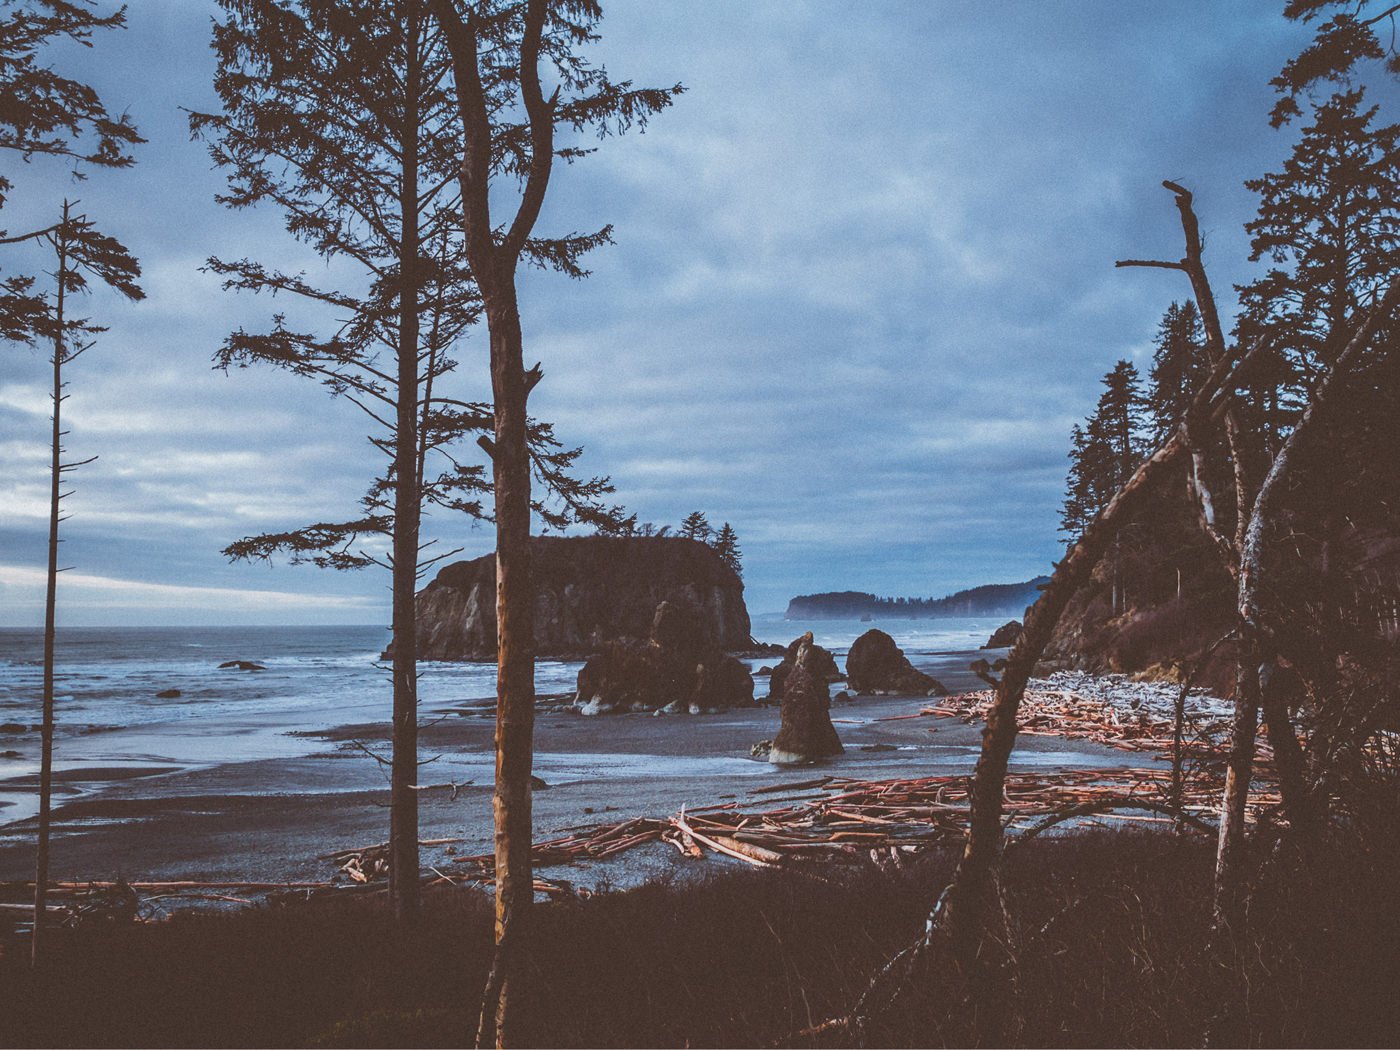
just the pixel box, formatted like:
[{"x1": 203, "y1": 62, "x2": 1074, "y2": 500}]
[
  {"x1": 18, "y1": 203, "x2": 142, "y2": 965},
  {"x1": 791, "y1": 337, "x2": 1261, "y2": 1046},
  {"x1": 1119, "y1": 182, "x2": 1400, "y2": 925}
]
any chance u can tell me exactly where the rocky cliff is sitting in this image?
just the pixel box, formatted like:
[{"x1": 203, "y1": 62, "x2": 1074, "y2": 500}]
[{"x1": 411, "y1": 535, "x2": 752, "y2": 661}]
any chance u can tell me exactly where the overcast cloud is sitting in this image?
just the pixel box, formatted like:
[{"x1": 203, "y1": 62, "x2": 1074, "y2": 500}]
[{"x1": 0, "y1": 1, "x2": 1383, "y2": 624}]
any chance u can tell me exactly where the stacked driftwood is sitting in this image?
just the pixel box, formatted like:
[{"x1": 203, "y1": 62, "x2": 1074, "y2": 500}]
[
  {"x1": 441, "y1": 764, "x2": 1277, "y2": 889},
  {"x1": 924, "y1": 688, "x2": 1252, "y2": 758}
]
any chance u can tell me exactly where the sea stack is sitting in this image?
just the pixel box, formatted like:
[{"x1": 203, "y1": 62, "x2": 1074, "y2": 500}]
[{"x1": 769, "y1": 633, "x2": 844, "y2": 765}]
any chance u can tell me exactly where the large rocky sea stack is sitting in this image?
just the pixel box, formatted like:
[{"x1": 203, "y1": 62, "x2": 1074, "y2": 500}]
[{"x1": 409, "y1": 535, "x2": 752, "y2": 661}]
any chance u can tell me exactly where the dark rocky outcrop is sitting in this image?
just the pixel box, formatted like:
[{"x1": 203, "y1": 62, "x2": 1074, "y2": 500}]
[
  {"x1": 218, "y1": 661, "x2": 265, "y2": 671},
  {"x1": 769, "y1": 634, "x2": 844, "y2": 765},
  {"x1": 982, "y1": 620, "x2": 1023, "y2": 649},
  {"x1": 766, "y1": 635, "x2": 841, "y2": 700},
  {"x1": 845, "y1": 629, "x2": 946, "y2": 696},
  {"x1": 408, "y1": 535, "x2": 751, "y2": 661},
  {"x1": 573, "y1": 601, "x2": 755, "y2": 715}
]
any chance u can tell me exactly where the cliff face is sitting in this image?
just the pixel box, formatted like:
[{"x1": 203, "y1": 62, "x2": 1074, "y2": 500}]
[{"x1": 413, "y1": 535, "x2": 752, "y2": 661}]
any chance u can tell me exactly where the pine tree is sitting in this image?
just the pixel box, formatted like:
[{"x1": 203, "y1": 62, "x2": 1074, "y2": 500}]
[
  {"x1": 679, "y1": 510, "x2": 711, "y2": 541},
  {"x1": 191, "y1": 0, "x2": 628, "y2": 926},
  {"x1": 1146, "y1": 300, "x2": 1208, "y2": 443},
  {"x1": 711, "y1": 522, "x2": 742, "y2": 576},
  {"x1": 1240, "y1": 89, "x2": 1400, "y2": 382},
  {"x1": 0, "y1": 1, "x2": 143, "y2": 341},
  {"x1": 18, "y1": 201, "x2": 141, "y2": 965}
]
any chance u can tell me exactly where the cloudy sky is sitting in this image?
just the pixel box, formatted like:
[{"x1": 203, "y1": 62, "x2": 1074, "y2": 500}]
[{"x1": 0, "y1": 1, "x2": 1384, "y2": 625}]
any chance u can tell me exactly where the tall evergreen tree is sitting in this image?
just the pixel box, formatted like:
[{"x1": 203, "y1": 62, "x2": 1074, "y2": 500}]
[
  {"x1": 1146, "y1": 300, "x2": 1208, "y2": 443},
  {"x1": 16, "y1": 201, "x2": 141, "y2": 963},
  {"x1": 191, "y1": 0, "x2": 625, "y2": 926},
  {"x1": 1239, "y1": 89, "x2": 1400, "y2": 383},
  {"x1": 711, "y1": 522, "x2": 741, "y2": 576},
  {"x1": 431, "y1": 1, "x2": 680, "y2": 1040},
  {"x1": 679, "y1": 510, "x2": 711, "y2": 541},
  {"x1": 1062, "y1": 360, "x2": 1148, "y2": 539}
]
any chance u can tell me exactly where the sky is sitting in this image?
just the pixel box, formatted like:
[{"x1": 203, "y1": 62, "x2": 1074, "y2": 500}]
[{"x1": 0, "y1": 0, "x2": 1386, "y2": 625}]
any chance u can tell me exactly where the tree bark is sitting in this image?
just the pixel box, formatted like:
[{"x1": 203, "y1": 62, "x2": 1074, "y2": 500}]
[
  {"x1": 431, "y1": 2, "x2": 552, "y2": 1044},
  {"x1": 388, "y1": 6, "x2": 424, "y2": 927},
  {"x1": 31, "y1": 206, "x2": 69, "y2": 968}
]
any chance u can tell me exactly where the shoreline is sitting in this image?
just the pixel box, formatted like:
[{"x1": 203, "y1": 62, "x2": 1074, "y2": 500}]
[{"x1": 0, "y1": 663, "x2": 1156, "y2": 893}]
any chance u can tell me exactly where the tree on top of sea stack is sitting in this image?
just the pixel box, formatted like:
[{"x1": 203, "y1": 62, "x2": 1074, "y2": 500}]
[
  {"x1": 429, "y1": 1, "x2": 680, "y2": 1043},
  {"x1": 679, "y1": 510, "x2": 712, "y2": 541},
  {"x1": 711, "y1": 522, "x2": 742, "y2": 576},
  {"x1": 190, "y1": 0, "x2": 631, "y2": 929}
]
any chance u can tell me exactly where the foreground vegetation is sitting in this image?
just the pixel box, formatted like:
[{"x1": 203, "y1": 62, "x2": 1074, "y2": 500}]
[{"x1": 3, "y1": 826, "x2": 1398, "y2": 1048}]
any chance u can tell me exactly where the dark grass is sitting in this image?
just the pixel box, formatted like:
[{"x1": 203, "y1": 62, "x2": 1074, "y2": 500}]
[{"x1": 3, "y1": 828, "x2": 1400, "y2": 1048}]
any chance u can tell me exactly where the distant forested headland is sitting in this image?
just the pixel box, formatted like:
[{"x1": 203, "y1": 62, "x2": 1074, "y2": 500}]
[{"x1": 785, "y1": 577, "x2": 1049, "y2": 620}]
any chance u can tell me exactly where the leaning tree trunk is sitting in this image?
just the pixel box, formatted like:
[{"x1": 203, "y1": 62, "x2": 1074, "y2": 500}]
[{"x1": 935, "y1": 339, "x2": 1259, "y2": 1036}]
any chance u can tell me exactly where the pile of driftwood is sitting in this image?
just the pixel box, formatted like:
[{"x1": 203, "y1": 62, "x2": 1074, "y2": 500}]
[
  {"x1": 442, "y1": 763, "x2": 1278, "y2": 889},
  {"x1": 924, "y1": 688, "x2": 1246, "y2": 758}
]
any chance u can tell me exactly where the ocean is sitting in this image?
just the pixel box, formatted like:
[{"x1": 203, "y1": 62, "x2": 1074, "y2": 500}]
[{"x1": 0, "y1": 616, "x2": 1011, "y2": 827}]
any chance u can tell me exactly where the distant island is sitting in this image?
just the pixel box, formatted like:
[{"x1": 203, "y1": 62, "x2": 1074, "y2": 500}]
[{"x1": 785, "y1": 577, "x2": 1049, "y2": 620}]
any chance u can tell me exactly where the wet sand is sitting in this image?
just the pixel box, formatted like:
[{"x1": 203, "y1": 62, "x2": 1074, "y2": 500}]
[{"x1": 0, "y1": 655, "x2": 1144, "y2": 893}]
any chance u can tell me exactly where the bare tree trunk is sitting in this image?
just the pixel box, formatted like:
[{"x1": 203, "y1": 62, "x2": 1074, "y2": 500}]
[
  {"x1": 431, "y1": 2, "x2": 553, "y2": 1044},
  {"x1": 480, "y1": 299, "x2": 535, "y2": 1049},
  {"x1": 31, "y1": 210, "x2": 68, "y2": 967},
  {"x1": 388, "y1": 9, "x2": 424, "y2": 927}
]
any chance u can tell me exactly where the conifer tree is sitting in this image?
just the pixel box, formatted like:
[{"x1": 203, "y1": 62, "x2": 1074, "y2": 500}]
[
  {"x1": 0, "y1": 0, "x2": 143, "y2": 340},
  {"x1": 18, "y1": 201, "x2": 141, "y2": 964},
  {"x1": 191, "y1": 0, "x2": 627, "y2": 926},
  {"x1": 711, "y1": 522, "x2": 741, "y2": 576},
  {"x1": 1146, "y1": 300, "x2": 1208, "y2": 443},
  {"x1": 1061, "y1": 360, "x2": 1148, "y2": 538},
  {"x1": 679, "y1": 510, "x2": 711, "y2": 541},
  {"x1": 1240, "y1": 89, "x2": 1400, "y2": 383}
]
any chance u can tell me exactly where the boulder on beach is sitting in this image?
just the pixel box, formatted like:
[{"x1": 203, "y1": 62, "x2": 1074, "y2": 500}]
[
  {"x1": 766, "y1": 634, "x2": 841, "y2": 700},
  {"x1": 573, "y1": 601, "x2": 755, "y2": 715},
  {"x1": 155, "y1": 688, "x2": 182, "y2": 699},
  {"x1": 982, "y1": 620, "x2": 1023, "y2": 649},
  {"x1": 769, "y1": 634, "x2": 844, "y2": 765},
  {"x1": 845, "y1": 629, "x2": 947, "y2": 696}
]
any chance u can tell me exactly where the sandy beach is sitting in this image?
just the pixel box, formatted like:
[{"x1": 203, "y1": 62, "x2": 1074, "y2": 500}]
[{"x1": 0, "y1": 652, "x2": 1143, "y2": 895}]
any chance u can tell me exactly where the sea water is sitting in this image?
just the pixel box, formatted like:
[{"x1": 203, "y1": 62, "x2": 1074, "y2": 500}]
[{"x1": 0, "y1": 617, "x2": 1011, "y2": 826}]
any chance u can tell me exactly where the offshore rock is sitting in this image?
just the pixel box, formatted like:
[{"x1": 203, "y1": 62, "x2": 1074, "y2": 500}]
[
  {"x1": 573, "y1": 601, "x2": 755, "y2": 715},
  {"x1": 982, "y1": 620, "x2": 1023, "y2": 649},
  {"x1": 845, "y1": 629, "x2": 946, "y2": 696},
  {"x1": 769, "y1": 634, "x2": 844, "y2": 765},
  {"x1": 408, "y1": 535, "x2": 751, "y2": 661},
  {"x1": 766, "y1": 634, "x2": 842, "y2": 700}
]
